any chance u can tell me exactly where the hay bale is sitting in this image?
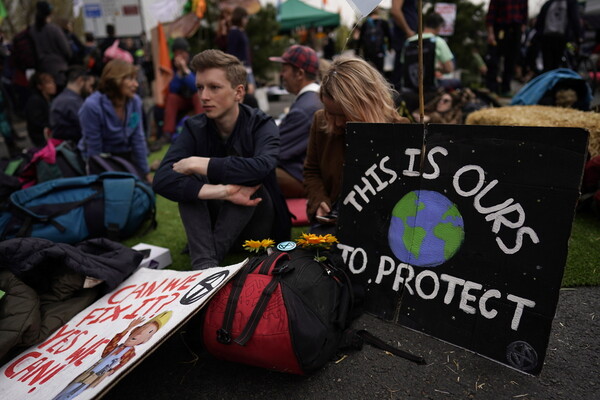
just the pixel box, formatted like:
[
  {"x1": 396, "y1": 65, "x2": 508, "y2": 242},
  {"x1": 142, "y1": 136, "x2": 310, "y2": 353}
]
[{"x1": 465, "y1": 105, "x2": 600, "y2": 157}]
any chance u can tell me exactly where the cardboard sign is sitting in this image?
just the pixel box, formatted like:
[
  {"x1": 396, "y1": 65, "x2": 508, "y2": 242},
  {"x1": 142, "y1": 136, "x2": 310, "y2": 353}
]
[
  {"x1": 336, "y1": 123, "x2": 587, "y2": 375},
  {"x1": 0, "y1": 263, "x2": 245, "y2": 399},
  {"x1": 434, "y1": 2, "x2": 457, "y2": 36},
  {"x1": 84, "y1": 4, "x2": 102, "y2": 18}
]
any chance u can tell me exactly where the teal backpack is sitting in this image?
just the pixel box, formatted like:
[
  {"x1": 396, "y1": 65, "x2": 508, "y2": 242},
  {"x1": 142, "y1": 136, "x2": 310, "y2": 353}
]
[{"x1": 0, "y1": 172, "x2": 156, "y2": 243}]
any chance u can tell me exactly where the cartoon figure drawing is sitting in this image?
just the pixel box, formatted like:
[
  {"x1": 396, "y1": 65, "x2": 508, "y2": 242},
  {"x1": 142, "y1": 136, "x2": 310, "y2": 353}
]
[{"x1": 52, "y1": 311, "x2": 173, "y2": 400}]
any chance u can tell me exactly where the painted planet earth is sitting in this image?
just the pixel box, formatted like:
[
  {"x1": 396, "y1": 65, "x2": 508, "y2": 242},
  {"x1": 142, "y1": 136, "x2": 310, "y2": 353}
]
[{"x1": 388, "y1": 190, "x2": 465, "y2": 267}]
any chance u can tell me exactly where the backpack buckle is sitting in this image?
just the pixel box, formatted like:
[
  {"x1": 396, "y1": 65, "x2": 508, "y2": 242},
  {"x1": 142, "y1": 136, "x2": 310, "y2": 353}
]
[
  {"x1": 272, "y1": 264, "x2": 294, "y2": 276},
  {"x1": 216, "y1": 328, "x2": 231, "y2": 344}
]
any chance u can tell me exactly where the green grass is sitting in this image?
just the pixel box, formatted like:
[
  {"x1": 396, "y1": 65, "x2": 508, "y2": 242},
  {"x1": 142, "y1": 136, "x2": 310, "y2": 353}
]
[
  {"x1": 125, "y1": 146, "x2": 600, "y2": 287},
  {"x1": 564, "y1": 212, "x2": 600, "y2": 286}
]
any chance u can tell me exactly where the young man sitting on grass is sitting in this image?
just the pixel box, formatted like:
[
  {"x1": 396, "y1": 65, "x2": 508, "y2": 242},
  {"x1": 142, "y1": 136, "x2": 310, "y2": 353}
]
[{"x1": 153, "y1": 50, "x2": 290, "y2": 270}]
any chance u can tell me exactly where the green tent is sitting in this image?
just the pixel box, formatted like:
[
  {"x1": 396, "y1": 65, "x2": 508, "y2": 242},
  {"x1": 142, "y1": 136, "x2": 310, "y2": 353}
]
[{"x1": 277, "y1": 0, "x2": 341, "y2": 31}]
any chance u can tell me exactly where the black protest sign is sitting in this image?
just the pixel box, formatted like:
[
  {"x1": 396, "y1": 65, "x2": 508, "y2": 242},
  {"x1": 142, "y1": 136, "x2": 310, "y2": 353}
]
[{"x1": 337, "y1": 123, "x2": 587, "y2": 375}]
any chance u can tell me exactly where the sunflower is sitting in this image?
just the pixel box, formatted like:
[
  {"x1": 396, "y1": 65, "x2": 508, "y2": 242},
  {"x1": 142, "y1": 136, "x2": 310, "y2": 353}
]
[
  {"x1": 243, "y1": 238, "x2": 275, "y2": 253},
  {"x1": 295, "y1": 233, "x2": 338, "y2": 250}
]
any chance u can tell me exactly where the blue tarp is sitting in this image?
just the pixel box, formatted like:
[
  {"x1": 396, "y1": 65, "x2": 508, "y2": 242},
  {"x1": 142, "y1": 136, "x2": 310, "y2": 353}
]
[{"x1": 511, "y1": 68, "x2": 593, "y2": 111}]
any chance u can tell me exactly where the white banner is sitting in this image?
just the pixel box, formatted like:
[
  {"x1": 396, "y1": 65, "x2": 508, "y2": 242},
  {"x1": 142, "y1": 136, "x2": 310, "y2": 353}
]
[{"x1": 0, "y1": 263, "x2": 245, "y2": 400}]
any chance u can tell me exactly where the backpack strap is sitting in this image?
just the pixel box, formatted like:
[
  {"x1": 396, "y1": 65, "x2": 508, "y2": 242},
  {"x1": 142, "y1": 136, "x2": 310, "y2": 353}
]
[
  {"x1": 89, "y1": 154, "x2": 141, "y2": 179},
  {"x1": 55, "y1": 142, "x2": 85, "y2": 176},
  {"x1": 234, "y1": 253, "x2": 293, "y2": 346},
  {"x1": 216, "y1": 252, "x2": 289, "y2": 345},
  {"x1": 353, "y1": 329, "x2": 426, "y2": 365},
  {"x1": 216, "y1": 256, "x2": 264, "y2": 344},
  {"x1": 258, "y1": 251, "x2": 288, "y2": 275},
  {"x1": 102, "y1": 177, "x2": 135, "y2": 240},
  {"x1": 88, "y1": 154, "x2": 112, "y2": 174},
  {"x1": 109, "y1": 155, "x2": 142, "y2": 179},
  {"x1": 135, "y1": 181, "x2": 158, "y2": 233}
]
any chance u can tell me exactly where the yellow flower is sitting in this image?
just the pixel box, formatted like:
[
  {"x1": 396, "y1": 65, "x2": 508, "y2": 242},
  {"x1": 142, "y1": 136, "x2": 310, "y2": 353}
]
[
  {"x1": 323, "y1": 234, "x2": 338, "y2": 244},
  {"x1": 295, "y1": 233, "x2": 338, "y2": 250},
  {"x1": 243, "y1": 238, "x2": 275, "y2": 253},
  {"x1": 243, "y1": 240, "x2": 262, "y2": 250},
  {"x1": 260, "y1": 239, "x2": 275, "y2": 248}
]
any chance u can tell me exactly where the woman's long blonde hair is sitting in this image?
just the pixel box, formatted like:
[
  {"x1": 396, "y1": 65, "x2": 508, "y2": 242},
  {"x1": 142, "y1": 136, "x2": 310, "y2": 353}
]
[{"x1": 319, "y1": 55, "x2": 402, "y2": 134}]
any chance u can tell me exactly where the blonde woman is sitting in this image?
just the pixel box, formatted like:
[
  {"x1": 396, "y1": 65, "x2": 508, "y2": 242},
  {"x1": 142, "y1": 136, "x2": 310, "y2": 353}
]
[
  {"x1": 303, "y1": 55, "x2": 408, "y2": 234},
  {"x1": 78, "y1": 59, "x2": 151, "y2": 181}
]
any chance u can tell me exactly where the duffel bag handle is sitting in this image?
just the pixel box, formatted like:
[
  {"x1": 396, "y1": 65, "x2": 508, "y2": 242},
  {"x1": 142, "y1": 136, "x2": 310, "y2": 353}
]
[
  {"x1": 217, "y1": 252, "x2": 291, "y2": 345},
  {"x1": 233, "y1": 253, "x2": 293, "y2": 346}
]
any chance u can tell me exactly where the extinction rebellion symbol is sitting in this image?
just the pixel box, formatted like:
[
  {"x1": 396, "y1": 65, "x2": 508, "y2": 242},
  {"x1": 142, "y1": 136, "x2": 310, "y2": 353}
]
[{"x1": 180, "y1": 271, "x2": 230, "y2": 305}]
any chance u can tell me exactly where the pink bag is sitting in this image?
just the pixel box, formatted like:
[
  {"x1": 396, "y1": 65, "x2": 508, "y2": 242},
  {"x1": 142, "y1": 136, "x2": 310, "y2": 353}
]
[{"x1": 103, "y1": 40, "x2": 134, "y2": 64}]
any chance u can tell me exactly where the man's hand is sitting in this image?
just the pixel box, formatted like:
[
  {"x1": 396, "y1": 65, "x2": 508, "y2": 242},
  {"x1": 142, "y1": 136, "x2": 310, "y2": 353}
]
[
  {"x1": 173, "y1": 156, "x2": 209, "y2": 175},
  {"x1": 174, "y1": 54, "x2": 190, "y2": 75},
  {"x1": 198, "y1": 183, "x2": 262, "y2": 206},
  {"x1": 224, "y1": 184, "x2": 262, "y2": 206},
  {"x1": 486, "y1": 26, "x2": 497, "y2": 46}
]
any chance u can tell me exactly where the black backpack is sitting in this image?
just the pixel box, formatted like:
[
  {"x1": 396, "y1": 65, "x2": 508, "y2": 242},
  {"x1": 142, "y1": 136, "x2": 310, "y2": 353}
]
[
  {"x1": 361, "y1": 18, "x2": 386, "y2": 54},
  {"x1": 203, "y1": 248, "x2": 425, "y2": 374},
  {"x1": 203, "y1": 249, "x2": 355, "y2": 374},
  {"x1": 11, "y1": 27, "x2": 37, "y2": 70},
  {"x1": 403, "y1": 37, "x2": 437, "y2": 92}
]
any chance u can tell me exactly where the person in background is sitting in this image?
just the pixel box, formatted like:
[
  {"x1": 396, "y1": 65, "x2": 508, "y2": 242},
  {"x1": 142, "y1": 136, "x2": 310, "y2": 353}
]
[
  {"x1": 269, "y1": 45, "x2": 322, "y2": 198},
  {"x1": 322, "y1": 29, "x2": 337, "y2": 61},
  {"x1": 358, "y1": 8, "x2": 392, "y2": 74},
  {"x1": 55, "y1": 17, "x2": 85, "y2": 66},
  {"x1": 215, "y1": 8, "x2": 233, "y2": 51},
  {"x1": 162, "y1": 37, "x2": 203, "y2": 141},
  {"x1": 24, "y1": 72, "x2": 56, "y2": 148},
  {"x1": 50, "y1": 66, "x2": 95, "y2": 143},
  {"x1": 84, "y1": 32, "x2": 104, "y2": 77},
  {"x1": 84, "y1": 32, "x2": 97, "y2": 56},
  {"x1": 99, "y1": 24, "x2": 117, "y2": 57},
  {"x1": 401, "y1": 13, "x2": 455, "y2": 111},
  {"x1": 535, "y1": 0, "x2": 582, "y2": 72},
  {"x1": 0, "y1": 49, "x2": 16, "y2": 155},
  {"x1": 121, "y1": 37, "x2": 138, "y2": 61},
  {"x1": 226, "y1": 6, "x2": 255, "y2": 95},
  {"x1": 77, "y1": 59, "x2": 151, "y2": 182},
  {"x1": 390, "y1": 0, "x2": 418, "y2": 90},
  {"x1": 29, "y1": 1, "x2": 71, "y2": 88},
  {"x1": 303, "y1": 56, "x2": 408, "y2": 235},
  {"x1": 484, "y1": 0, "x2": 528, "y2": 96},
  {"x1": 153, "y1": 50, "x2": 290, "y2": 270}
]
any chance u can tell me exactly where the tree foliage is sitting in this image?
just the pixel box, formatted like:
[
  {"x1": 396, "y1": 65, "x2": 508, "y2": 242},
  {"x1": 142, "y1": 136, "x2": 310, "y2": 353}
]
[
  {"x1": 2, "y1": 0, "x2": 77, "y2": 37},
  {"x1": 246, "y1": 4, "x2": 290, "y2": 83}
]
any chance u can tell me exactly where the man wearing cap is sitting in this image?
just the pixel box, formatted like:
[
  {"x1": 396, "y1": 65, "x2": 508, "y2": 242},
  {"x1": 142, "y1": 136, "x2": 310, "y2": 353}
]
[
  {"x1": 163, "y1": 37, "x2": 203, "y2": 141},
  {"x1": 269, "y1": 45, "x2": 322, "y2": 198}
]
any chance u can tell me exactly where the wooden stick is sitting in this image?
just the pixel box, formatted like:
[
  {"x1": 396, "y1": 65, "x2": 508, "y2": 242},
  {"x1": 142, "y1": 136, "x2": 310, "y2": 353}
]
[{"x1": 418, "y1": 0, "x2": 424, "y2": 123}]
